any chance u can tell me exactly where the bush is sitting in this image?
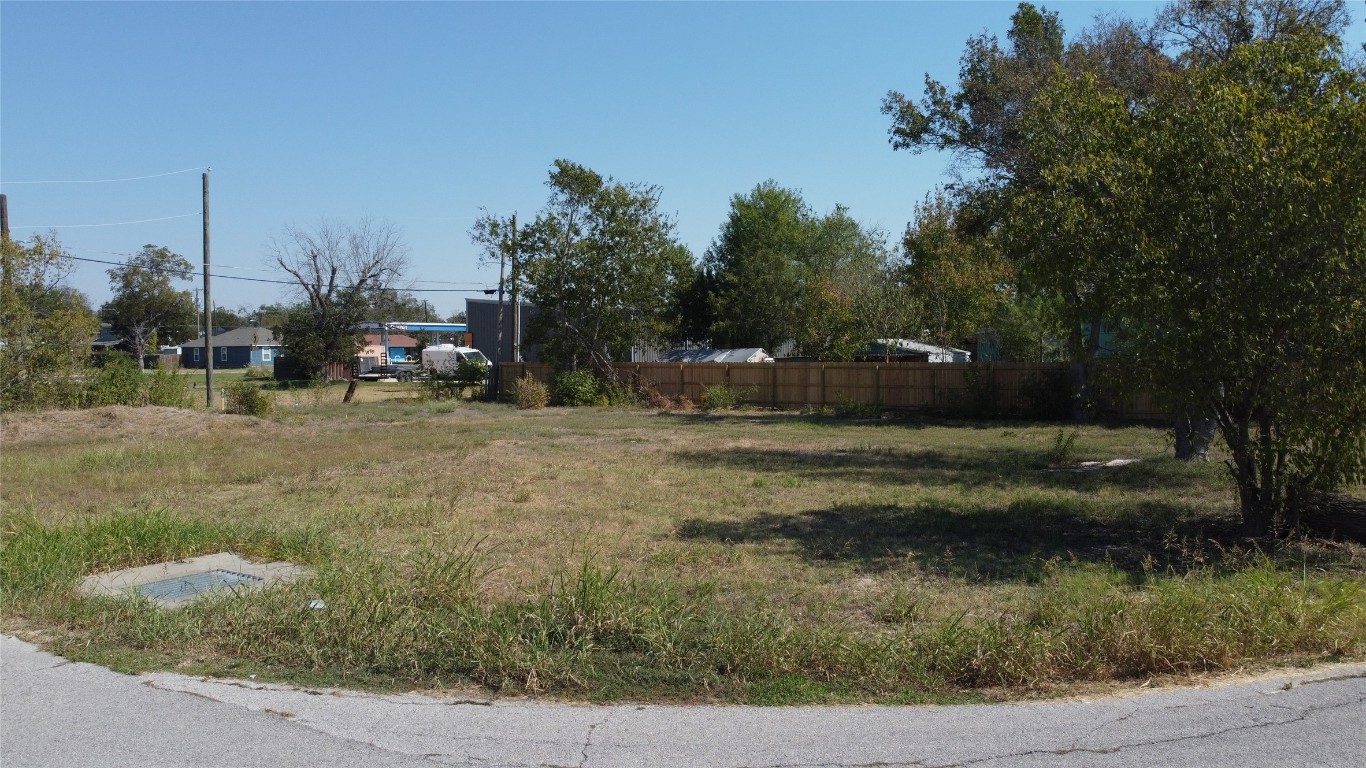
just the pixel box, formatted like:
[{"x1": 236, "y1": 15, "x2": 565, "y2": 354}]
[
  {"x1": 554, "y1": 370, "x2": 599, "y2": 407},
  {"x1": 512, "y1": 374, "x2": 549, "y2": 410},
  {"x1": 599, "y1": 382, "x2": 641, "y2": 408},
  {"x1": 1045, "y1": 428, "x2": 1080, "y2": 466},
  {"x1": 701, "y1": 382, "x2": 754, "y2": 411},
  {"x1": 145, "y1": 365, "x2": 191, "y2": 408},
  {"x1": 224, "y1": 381, "x2": 274, "y2": 417},
  {"x1": 243, "y1": 365, "x2": 274, "y2": 381},
  {"x1": 84, "y1": 353, "x2": 146, "y2": 407},
  {"x1": 421, "y1": 358, "x2": 487, "y2": 401},
  {"x1": 831, "y1": 394, "x2": 880, "y2": 419}
]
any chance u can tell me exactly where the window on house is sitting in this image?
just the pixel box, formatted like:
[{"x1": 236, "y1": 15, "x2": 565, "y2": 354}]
[
  {"x1": 261, "y1": 349, "x2": 272, "y2": 362},
  {"x1": 193, "y1": 348, "x2": 200, "y2": 362},
  {"x1": 220, "y1": 347, "x2": 228, "y2": 362}
]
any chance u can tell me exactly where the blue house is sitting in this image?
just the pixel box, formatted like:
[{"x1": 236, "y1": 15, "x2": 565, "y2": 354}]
[{"x1": 180, "y1": 327, "x2": 280, "y2": 369}]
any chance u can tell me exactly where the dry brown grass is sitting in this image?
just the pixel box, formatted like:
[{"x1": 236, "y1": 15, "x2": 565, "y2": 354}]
[{"x1": 4, "y1": 394, "x2": 1363, "y2": 701}]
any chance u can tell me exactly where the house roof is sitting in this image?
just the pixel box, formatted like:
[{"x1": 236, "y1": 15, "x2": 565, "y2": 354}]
[
  {"x1": 181, "y1": 327, "x2": 279, "y2": 349},
  {"x1": 363, "y1": 333, "x2": 419, "y2": 347},
  {"x1": 870, "y1": 339, "x2": 971, "y2": 357},
  {"x1": 657, "y1": 347, "x2": 772, "y2": 363},
  {"x1": 92, "y1": 325, "x2": 122, "y2": 348}
]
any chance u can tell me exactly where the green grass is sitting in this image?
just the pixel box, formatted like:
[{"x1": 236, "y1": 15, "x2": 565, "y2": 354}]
[{"x1": 2, "y1": 400, "x2": 1363, "y2": 703}]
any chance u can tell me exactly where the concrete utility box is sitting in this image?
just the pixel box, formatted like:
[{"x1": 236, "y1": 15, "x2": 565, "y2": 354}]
[{"x1": 80, "y1": 552, "x2": 308, "y2": 609}]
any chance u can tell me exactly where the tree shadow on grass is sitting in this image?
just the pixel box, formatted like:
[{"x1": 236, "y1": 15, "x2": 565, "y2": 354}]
[
  {"x1": 673, "y1": 444, "x2": 1208, "y2": 494},
  {"x1": 677, "y1": 500, "x2": 1237, "y2": 583}
]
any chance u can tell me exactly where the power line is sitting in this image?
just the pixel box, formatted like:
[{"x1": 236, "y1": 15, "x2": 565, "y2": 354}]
[
  {"x1": 67, "y1": 255, "x2": 493, "y2": 292},
  {"x1": 0, "y1": 166, "x2": 207, "y2": 185},
  {"x1": 11, "y1": 213, "x2": 200, "y2": 229}
]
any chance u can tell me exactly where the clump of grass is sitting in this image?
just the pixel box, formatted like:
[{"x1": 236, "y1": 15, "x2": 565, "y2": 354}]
[
  {"x1": 224, "y1": 381, "x2": 274, "y2": 416},
  {"x1": 701, "y1": 382, "x2": 754, "y2": 411},
  {"x1": 512, "y1": 374, "x2": 549, "y2": 410},
  {"x1": 831, "y1": 394, "x2": 880, "y2": 419},
  {"x1": 1045, "y1": 427, "x2": 1080, "y2": 466}
]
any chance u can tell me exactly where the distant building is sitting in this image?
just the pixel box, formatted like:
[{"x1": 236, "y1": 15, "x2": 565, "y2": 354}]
[
  {"x1": 359, "y1": 333, "x2": 419, "y2": 367},
  {"x1": 860, "y1": 339, "x2": 971, "y2": 363},
  {"x1": 180, "y1": 327, "x2": 280, "y2": 369},
  {"x1": 465, "y1": 298, "x2": 540, "y2": 363},
  {"x1": 653, "y1": 347, "x2": 774, "y2": 364}
]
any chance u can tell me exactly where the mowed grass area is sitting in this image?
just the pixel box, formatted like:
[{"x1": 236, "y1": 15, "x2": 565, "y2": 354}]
[{"x1": 2, "y1": 391, "x2": 1363, "y2": 703}]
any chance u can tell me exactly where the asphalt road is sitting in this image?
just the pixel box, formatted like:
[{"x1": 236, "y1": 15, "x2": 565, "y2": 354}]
[{"x1": 3, "y1": 635, "x2": 1363, "y2": 768}]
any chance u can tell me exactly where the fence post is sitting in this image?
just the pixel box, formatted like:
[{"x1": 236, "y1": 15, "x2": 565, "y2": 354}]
[
  {"x1": 820, "y1": 364, "x2": 826, "y2": 407},
  {"x1": 875, "y1": 364, "x2": 881, "y2": 408}
]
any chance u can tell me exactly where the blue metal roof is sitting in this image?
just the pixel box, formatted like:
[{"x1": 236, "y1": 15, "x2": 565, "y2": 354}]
[{"x1": 363, "y1": 322, "x2": 468, "y2": 333}]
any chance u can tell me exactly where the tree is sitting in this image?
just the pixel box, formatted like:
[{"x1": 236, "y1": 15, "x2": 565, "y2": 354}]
[
  {"x1": 1128, "y1": 36, "x2": 1366, "y2": 534},
  {"x1": 899, "y1": 192, "x2": 1013, "y2": 350},
  {"x1": 1154, "y1": 0, "x2": 1348, "y2": 64},
  {"x1": 100, "y1": 245, "x2": 197, "y2": 368},
  {"x1": 210, "y1": 306, "x2": 247, "y2": 329},
  {"x1": 508, "y1": 160, "x2": 693, "y2": 380},
  {"x1": 704, "y1": 182, "x2": 814, "y2": 352},
  {"x1": 0, "y1": 232, "x2": 100, "y2": 410},
  {"x1": 795, "y1": 208, "x2": 895, "y2": 360},
  {"x1": 883, "y1": 3, "x2": 1170, "y2": 416},
  {"x1": 269, "y1": 218, "x2": 409, "y2": 379},
  {"x1": 1012, "y1": 15, "x2": 1365, "y2": 534}
]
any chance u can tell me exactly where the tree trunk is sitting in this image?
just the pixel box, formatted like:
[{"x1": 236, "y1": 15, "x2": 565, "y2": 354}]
[{"x1": 1299, "y1": 492, "x2": 1366, "y2": 543}]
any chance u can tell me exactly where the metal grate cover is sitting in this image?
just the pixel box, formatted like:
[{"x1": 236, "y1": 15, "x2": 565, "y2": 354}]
[{"x1": 132, "y1": 569, "x2": 264, "y2": 602}]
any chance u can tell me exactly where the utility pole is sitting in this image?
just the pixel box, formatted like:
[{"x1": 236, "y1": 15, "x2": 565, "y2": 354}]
[
  {"x1": 492, "y1": 224, "x2": 507, "y2": 401},
  {"x1": 1, "y1": 194, "x2": 9, "y2": 239},
  {"x1": 203, "y1": 171, "x2": 214, "y2": 408},
  {"x1": 509, "y1": 214, "x2": 521, "y2": 363}
]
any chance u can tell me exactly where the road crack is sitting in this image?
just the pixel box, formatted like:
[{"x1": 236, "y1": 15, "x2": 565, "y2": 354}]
[{"x1": 929, "y1": 694, "x2": 1366, "y2": 767}]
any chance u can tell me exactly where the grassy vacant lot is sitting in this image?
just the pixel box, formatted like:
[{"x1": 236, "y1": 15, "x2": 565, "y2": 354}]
[{"x1": 2, "y1": 388, "x2": 1363, "y2": 704}]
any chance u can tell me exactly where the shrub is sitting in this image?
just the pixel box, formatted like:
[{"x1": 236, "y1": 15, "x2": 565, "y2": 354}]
[
  {"x1": 512, "y1": 374, "x2": 549, "y2": 410},
  {"x1": 554, "y1": 370, "x2": 599, "y2": 407},
  {"x1": 701, "y1": 382, "x2": 753, "y2": 411},
  {"x1": 831, "y1": 394, "x2": 880, "y2": 419},
  {"x1": 1045, "y1": 428, "x2": 1080, "y2": 466},
  {"x1": 84, "y1": 353, "x2": 145, "y2": 407},
  {"x1": 145, "y1": 365, "x2": 191, "y2": 408},
  {"x1": 600, "y1": 382, "x2": 641, "y2": 408},
  {"x1": 224, "y1": 381, "x2": 274, "y2": 417},
  {"x1": 243, "y1": 365, "x2": 274, "y2": 381},
  {"x1": 421, "y1": 358, "x2": 488, "y2": 401}
]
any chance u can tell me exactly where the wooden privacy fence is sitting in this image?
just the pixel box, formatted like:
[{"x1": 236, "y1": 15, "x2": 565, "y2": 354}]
[{"x1": 499, "y1": 361, "x2": 1166, "y2": 420}]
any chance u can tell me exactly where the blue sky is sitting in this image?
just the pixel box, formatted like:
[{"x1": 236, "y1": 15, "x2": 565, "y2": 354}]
[{"x1": 5, "y1": 1, "x2": 1354, "y2": 318}]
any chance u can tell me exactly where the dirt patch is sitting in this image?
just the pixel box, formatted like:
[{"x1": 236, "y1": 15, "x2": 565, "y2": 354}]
[{"x1": 0, "y1": 406, "x2": 278, "y2": 445}]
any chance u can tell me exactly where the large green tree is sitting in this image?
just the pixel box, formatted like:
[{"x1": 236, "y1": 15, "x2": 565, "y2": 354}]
[
  {"x1": 270, "y1": 218, "x2": 409, "y2": 379},
  {"x1": 899, "y1": 192, "x2": 1014, "y2": 351},
  {"x1": 1014, "y1": 19, "x2": 1365, "y2": 534},
  {"x1": 0, "y1": 232, "x2": 100, "y2": 410},
  {"x1": 704, "y1": 182, "x2": 891, "y2": 358},
  {"x1": 704, "y1": 182, "x2": 814, "y2": 352},
  {"x1": 1131, "y1": 36, "x2": 1365, "y2": 534},
  {"x1": 100, "y1": 245, "x2": 197, "y2": 368},
  {"x1": 511, "y1": 160, "x2": 693, "y2": 379},
  {"x1": 883, "y1": 2, "x2": 1169, "y2": 416}
]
